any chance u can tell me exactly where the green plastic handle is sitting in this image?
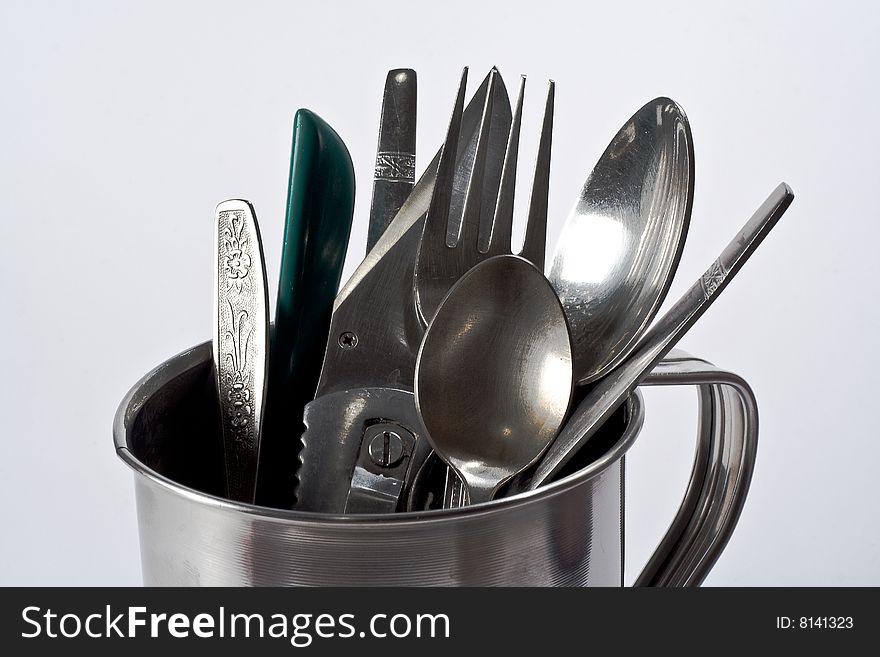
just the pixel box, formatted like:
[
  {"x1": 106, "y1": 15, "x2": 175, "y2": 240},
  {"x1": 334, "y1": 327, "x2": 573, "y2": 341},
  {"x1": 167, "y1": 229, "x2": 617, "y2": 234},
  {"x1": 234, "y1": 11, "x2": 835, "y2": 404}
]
[{"x1": 257, "y1": 109, "x2": 355, "y2": 508}]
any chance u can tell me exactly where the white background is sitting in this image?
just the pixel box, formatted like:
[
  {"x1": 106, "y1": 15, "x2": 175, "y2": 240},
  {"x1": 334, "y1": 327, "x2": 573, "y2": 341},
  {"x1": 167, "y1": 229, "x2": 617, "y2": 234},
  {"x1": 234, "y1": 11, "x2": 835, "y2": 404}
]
[{"x1": 2, "y1": 0, "x2": 877, "y2": 586}]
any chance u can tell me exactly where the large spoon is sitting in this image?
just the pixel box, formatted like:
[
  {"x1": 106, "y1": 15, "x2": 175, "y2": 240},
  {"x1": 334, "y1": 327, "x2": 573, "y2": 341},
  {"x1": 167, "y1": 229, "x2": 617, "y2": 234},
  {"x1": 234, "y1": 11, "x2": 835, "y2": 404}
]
[
  {"x1": 519, "y1": 183, "x2": 794, "y2": 491},
  {"x1": 415, "y1": 255, "x2": 573, "y2": 505},
  {"x1": 552, "y1": 97, "x2": 694, "y2": 385}
]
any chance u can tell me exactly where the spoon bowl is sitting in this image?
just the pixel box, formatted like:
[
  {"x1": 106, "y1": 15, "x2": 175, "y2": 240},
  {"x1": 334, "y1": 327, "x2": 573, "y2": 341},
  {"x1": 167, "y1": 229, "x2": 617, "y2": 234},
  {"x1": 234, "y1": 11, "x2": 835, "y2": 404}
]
[
  {"x1": 415, "y1": 254, "x2": 573, "y2": 505},
  {"x1": 551, "y1": 97, "x2": 694, "y2": 385}
]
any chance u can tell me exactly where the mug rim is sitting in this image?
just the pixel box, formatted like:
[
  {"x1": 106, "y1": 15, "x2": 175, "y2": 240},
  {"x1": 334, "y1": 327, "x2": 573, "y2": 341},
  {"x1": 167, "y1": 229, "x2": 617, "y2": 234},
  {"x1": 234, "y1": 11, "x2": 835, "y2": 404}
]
[{"x1": 114, "y1": 341, "x2": 645, "y2": 526}]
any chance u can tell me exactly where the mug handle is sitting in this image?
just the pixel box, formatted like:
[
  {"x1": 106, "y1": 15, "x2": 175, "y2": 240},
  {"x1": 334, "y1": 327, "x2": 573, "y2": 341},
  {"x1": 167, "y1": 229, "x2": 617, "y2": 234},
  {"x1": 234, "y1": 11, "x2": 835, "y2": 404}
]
[{"x1": 633, "y1": 349, "x2": 759, "y2": 586}]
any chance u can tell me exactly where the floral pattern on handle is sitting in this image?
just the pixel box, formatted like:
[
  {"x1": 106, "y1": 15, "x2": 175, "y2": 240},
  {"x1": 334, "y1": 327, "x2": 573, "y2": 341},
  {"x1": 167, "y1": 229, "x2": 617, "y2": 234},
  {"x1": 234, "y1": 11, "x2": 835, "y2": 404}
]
[{"x1": 215, "y1": 205, "x2": 266, "y2": 500}]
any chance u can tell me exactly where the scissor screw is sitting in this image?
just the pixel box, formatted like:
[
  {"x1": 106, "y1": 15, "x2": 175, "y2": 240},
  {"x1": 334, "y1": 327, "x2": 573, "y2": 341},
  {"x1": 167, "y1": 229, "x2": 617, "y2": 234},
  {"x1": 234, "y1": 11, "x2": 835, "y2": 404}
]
[
  {"x1": 338, "y1": 331, "x2": 358, "y2": 349},
  {"x1": 368, "y1": 429, "x2": 405, "y2": 467}
]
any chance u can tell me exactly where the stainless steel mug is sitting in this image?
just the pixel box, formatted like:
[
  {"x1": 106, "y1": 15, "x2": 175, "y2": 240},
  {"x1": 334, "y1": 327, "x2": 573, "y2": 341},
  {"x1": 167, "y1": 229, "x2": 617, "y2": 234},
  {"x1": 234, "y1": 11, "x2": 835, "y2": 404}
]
[{"x1": 114, "y1": 342, "x2": 757, "y2": 586}]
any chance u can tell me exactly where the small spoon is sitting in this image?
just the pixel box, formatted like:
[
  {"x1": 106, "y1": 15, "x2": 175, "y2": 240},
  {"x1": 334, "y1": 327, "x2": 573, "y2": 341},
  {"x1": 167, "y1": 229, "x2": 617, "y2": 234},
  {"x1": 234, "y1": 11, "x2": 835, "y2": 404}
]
[
  {"x1": 551, "y1": 97, "x2": 694, "y2": 385},
  {"x1": 415, "y1": 254, "x2": 573, "y2": 505}
]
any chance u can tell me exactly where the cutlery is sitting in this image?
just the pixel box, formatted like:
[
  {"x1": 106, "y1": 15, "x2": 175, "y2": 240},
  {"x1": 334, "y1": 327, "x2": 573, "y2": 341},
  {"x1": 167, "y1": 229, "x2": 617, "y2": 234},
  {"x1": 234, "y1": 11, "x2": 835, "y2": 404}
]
[
  {"x1": 257, "y1": 109, "x2": 356, "y2": 508},
  {"x1": 490, "y1": 76, "x2": 554, "y2": 268},
  {"x1": 414, "y1": 72, "x2": 555, "y2": 507},
  {"x1": 410, "y1": 72, "x2": 555, "y2": 510},
  {"x1": 415, "y1": 254, "x2": 572, "y2": 505},
  {"x1": 551, "y1": 98, "x2": 694, "y2": 385},
  {"x1": 413, "y1": 73, "x2": 554, "y2": 326},
  {"x1": 294, "y1": 69, "x2": 512, "y2": 513},
  {"x1": 213, "y1": 199, "x2": 269, "y2": 503},
  {"x1": 520, "y1": 183, "x2": 794, "y2": 490},
  {"x1": 367, "y1": 69, "x2": 417, "y2": 253}
]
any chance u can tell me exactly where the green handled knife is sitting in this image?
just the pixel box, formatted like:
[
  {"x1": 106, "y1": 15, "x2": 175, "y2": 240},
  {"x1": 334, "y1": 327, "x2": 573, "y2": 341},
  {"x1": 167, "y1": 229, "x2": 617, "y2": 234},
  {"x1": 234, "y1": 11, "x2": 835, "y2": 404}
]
[{"x1": 257, "y1": 109, "x2": 356, "y2": 509}]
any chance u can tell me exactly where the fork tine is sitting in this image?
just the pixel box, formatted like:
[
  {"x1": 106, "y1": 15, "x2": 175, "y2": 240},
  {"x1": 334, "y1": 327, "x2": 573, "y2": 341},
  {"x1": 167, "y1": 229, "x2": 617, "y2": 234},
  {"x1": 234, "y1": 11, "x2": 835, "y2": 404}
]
[
  {"x1": 423, "y1": 67, "x2": 468, "y2": 251},
  {"x1": 519, "y1": 79, "x2": 554, "y2": 270},
  {"x1": 457, "y1": 69, "x2": 497, "y2": 252},
  {"x1": 488, "y1": 75, "x2": 525, "y2": 256}
]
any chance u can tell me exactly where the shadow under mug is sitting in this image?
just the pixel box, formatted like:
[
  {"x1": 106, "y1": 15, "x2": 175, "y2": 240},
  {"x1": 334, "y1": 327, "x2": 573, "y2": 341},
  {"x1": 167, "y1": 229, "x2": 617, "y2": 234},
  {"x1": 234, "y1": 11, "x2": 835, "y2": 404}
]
[{"x1": 114, "y1": 343, "x2": 757, "y2": 586}]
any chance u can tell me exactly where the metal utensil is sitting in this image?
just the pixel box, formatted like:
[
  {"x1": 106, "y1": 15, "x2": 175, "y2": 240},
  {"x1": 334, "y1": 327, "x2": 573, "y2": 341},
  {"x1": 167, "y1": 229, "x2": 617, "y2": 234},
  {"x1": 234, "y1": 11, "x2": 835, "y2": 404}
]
[
  {"x1": 415, "y1": 73, "x2": 556, "y2": 507},
  {"x1": 490, "y1": 76, "x2": 554, "y2": 268},
  {"x1": 367, "y1": 69, "x2": 417, "y2": 253},
  {"x1": 415, "y1": 254, "x2": 573, "y2": 504},
  {"x1": 521, "y1": 182, "x2": 794, "y2": 490},
  {"x1": 295, "y1": 69, "x2": 513, "y2": 513},
  {"x1": 413, "y1": 73, "x2": 554, "y2": 326},
  {"x1": 213, "y1": 199, "x2": 269, "y2": 503},
  {"x1": 257, "y1": 110, "x2": 355, "y2": 509},
  {"x1": 551, "y1": 98, "x2": 694, "y2": 386}
]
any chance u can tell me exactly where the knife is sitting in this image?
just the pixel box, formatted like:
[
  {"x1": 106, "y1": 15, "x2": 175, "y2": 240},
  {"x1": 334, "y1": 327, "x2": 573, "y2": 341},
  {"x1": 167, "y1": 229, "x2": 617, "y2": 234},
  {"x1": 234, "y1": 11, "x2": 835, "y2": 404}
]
[
  {"x1": 256, "y1": 110, "x2": 356, "y2": 509},
  {"x1": 295, "y1": 69, "x2": 512, "y2": 513}
]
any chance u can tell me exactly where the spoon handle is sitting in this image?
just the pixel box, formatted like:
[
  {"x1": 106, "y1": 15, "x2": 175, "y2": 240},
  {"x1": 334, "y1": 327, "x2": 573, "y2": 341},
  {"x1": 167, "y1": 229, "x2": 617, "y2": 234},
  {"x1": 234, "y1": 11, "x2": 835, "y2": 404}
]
[
  {"x1": 460, "y1": 473, "x2": 496, "y2": 506},
  {"x1": 213, "y1": 199, "x2": 269, "y2": 503},
  {"x1": 525, "y1": 183, "x2": 794, "y2": 490}
]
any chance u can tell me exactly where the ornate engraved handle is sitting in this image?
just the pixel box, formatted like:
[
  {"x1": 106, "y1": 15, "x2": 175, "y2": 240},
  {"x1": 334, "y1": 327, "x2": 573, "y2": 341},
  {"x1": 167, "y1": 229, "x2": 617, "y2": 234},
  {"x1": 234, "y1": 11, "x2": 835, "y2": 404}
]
[{"x1": 213, "y1": 199, "x2": 269, "y2": 503}]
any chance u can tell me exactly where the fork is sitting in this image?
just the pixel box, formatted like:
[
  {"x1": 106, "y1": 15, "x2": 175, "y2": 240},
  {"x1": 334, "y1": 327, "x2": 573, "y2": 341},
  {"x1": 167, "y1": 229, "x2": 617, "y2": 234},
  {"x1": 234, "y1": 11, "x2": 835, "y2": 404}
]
[
  {"x1": 413, "y1": 68, "x2": 556, "y2": 506},
  {"x1": 414, "y1": 69, "x2": 554, "y2": 325}
]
